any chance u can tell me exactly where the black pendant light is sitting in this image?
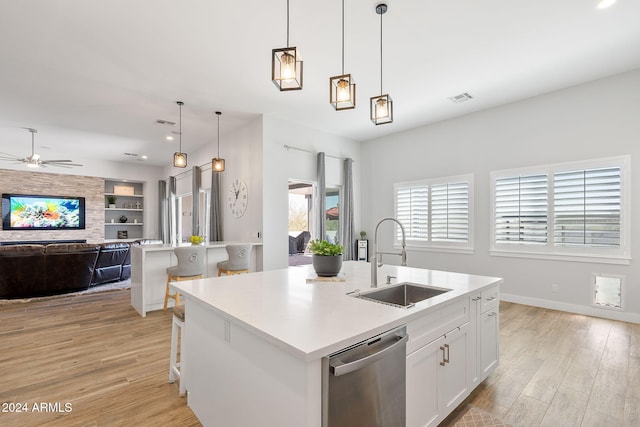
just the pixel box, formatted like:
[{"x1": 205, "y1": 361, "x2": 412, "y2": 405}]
[
  {"x1": 329, "y1": 0, "x2": 356, "y2": 110},
  {"x1": 370, "y1": 3, "x2": 393, "y2": 125},
  {"x1": 272, "y1": 0, "x2": 303, "y2": 91},
  {"x1": 173, "y1": 101, "x2": 187, "y2": 168},
  {"x1": 212, "y1": 111, "x2": 225, "y2": 172}
]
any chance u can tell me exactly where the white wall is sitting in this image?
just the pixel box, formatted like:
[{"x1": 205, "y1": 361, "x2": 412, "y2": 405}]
[
  {"x1": 361, "y1": 69, "x2": 640, "y2": 322},
  {"x1": 262, "y1": 116, "x2": 362, "y2": 271}
]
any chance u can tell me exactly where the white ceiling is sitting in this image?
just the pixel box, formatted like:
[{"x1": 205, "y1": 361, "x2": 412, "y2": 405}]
[{"x1": 0, "y1": 0, "x2": 639, "y2": 167}]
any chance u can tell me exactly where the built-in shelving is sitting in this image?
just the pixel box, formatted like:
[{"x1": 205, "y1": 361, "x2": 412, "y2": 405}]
[{"x1": 104, "y1": 180, "x2": 144, "y2": 241}]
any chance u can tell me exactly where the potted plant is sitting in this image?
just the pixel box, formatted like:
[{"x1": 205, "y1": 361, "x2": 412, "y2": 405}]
[
  {"x1": 107, "y1": 195, "x2": 117, "y2": 208},
  {"x1": 359, "y1": 231, "x2": 367, "y2": 240},
  {"x1": 190, "y1": 235, "x2": 204, "y2": 245},
  {"x1": 309, "y1": 239, "x2": 344, "y2": 277}
]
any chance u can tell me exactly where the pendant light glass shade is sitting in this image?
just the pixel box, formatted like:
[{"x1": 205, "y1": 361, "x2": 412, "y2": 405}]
[
  {"x1": 211, "y1": 111, "x2": 225, "y2": 172},
  {"x1": 173, "y1": 101, "x2": 187, "y2": 168},
  {"x1": 329, "y1": 0, "x2": 355, "y2": 110},
  {"x1": 370, "y1": 3, "x2": 393, "y2": 125},
  {"x1": 272, "y1": 0, "x2": 303, "y2": 91},
  {"x1": 370, "y1": 94, "x2": 393, "y2": 125}
]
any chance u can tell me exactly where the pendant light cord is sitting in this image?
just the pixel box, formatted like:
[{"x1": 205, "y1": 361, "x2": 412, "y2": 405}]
[
  {"x1": 380, "y1": 8, "x2": 383, "y2": 96},
  {"x1": 286, "y1": 0, "x2": 290, "y2": 47},
  {"x1": 341, "y1": 0, "x2": 345, "y2": 74},
  {"x1": 178, "y1": 101, "x2": 183, "y2": 152},
  {"x1": 217, "y1": 113, "x2": 221, "y2": 157}
]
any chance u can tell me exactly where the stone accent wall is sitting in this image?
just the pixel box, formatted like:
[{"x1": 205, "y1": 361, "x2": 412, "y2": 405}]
[{"x1": 0, "y1": 169, "x2": 104, "y2": 243}]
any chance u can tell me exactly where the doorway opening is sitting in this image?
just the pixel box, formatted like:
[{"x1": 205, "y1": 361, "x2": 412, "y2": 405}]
[{"x1": 288, "y1": 181, "x2": 313, "y2": 266}]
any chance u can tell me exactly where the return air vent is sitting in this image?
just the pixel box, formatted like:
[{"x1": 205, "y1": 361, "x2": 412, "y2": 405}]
[
  {"x1": 123, "y1": 152, "x2": 140, "y2": 157},
  {"x1": 448, "y1": 92, "x2": 473, "y2": 103},
  {"x1": 155, "y1": 119, "x2": 176, "y2": 126}
]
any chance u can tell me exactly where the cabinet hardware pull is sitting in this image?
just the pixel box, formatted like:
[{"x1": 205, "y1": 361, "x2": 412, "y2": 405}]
[
  {"x1": 486, "y1": 296, "x2": 496, "y2": 301},
  {"x1": 439, "y1": 346, "x2": 446, "y2": 366},
  {"x1": 472, "y1": 296, "x2": 481, "y2": 301},
  {"x1": 444, "y1": 343, "x2": 450, "y2": 364},
  {"x1": 488, "y1": 312, "x2": 496, "y2": 317}
]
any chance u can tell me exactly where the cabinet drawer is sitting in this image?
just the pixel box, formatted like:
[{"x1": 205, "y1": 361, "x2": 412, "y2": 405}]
[
  {"x1": 407, "y1": 298, "x2": 469, "y2": 354},
  {"x1": 480, "y1": 286, "x2": 499, "y2": 313}
]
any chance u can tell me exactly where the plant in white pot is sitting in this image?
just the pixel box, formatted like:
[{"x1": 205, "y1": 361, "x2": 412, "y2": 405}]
[
  {"x1": 107, "y1": 195, "x2": 117, "y2": 209},
  {"x1": 310, "y1": 240, "x2": 344, "y2": 277}
]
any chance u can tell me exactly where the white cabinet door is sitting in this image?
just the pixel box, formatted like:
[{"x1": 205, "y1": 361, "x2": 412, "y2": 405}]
[
  {"x1": 406, "y1": 335, "x2": 445, "y2": 427},
  {"x1": 468, "y1": 293, "x2": 481, "y2": 388},
  {"x1": 480, "y1": 309, "x2": 499, "y2": 380},
  {"x1": 440, "y1": 323, "x2": 470, "y2": 414}
]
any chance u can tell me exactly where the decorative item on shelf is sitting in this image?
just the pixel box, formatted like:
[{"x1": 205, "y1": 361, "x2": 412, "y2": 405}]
[
  {"x1": 272, "y1": 0, "x2": 303, "y2": 91},
  {"x1": 370, "y1": 3, "x2": 393, "y2": 125},
  {"x1": 173, "y1": 101, "x2": 187, "y2": 168},
  {"x1": 329, "y1": 0, "x2": 356, "y2": 110},
  {"x1": 119, "y1": 215, "x2": 128, "y2": 223},
  {"x1": 211, "y1": 111, "x2": 225, "y2": 172},
  {"x1": 135, "y1": 200, "x2": 142, "y2": 209},
  {"x1": 360, "y1": 230, "x2": 367, "y2": 240},
  {"x1": 113, "y1": 184, "x2": 135, "y2": 195},
  {"x1": 310, "y1": 239, "x2": 344, "y2": 277},
  {"x1": 107, "y1": 195, "x2": 116, "y2": 208},
  {"x1": 190, "y1": 235, "x2": 204, "y2": 245},
  {"x1": 117, "y1": 230, "x2": 128, "y2": 239}
]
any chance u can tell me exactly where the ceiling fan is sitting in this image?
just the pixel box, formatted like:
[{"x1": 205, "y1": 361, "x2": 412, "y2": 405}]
[{"x1": 0, "y1": 128, "x2": 82, "y2": 168}]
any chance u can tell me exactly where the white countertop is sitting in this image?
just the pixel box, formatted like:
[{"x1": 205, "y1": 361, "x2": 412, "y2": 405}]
[
  {"x1": 172, "y1": 261, "x2": 502, "y2": 361},
  {"x1": 135, "y1": 241, "x2": 262, "y2": 252}
]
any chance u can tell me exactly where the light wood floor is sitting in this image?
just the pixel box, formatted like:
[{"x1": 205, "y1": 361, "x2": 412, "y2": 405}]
[
  {"x1": 463, "y1": 301, "x2": 640, "y2": 427},
  {"x1": 1, "y1": 291, "x2": 638, "y2": 426},
  {"x1": 0, "y1": 290, "x2": 200, "y2": 427}
]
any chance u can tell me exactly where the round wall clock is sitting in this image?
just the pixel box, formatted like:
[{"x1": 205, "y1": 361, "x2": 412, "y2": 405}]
[{"x1": 228, "y1": 177, "x2": 248, "y2": 218}]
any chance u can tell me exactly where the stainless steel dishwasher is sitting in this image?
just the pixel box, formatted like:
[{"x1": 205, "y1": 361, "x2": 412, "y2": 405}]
[{"x1": 322, "y1": 326, "x2": 408, "y2": 427}]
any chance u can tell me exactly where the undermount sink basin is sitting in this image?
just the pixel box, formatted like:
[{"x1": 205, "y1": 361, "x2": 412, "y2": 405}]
[{"x1": 354, "y1": 282, "x2": 452, "y2": 308}]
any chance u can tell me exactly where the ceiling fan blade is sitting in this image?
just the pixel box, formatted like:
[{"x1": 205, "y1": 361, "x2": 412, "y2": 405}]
[
  {"x1": 0, "y1": 152, "x2": 21, "y2": 158},
  {"x1": 41, "y1": 159, "x2": 73, "y2": 163},
  {"x1": 43, "y1": 161, "x2": 83, "y2": 167}
]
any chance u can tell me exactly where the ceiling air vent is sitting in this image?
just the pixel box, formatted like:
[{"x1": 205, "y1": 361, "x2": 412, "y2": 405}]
[
  {"x1": 155, "y1": 119, "x2": 176, "y2": 126},
  {"x1": 123, "y1": 152, "x2": 139, "y2": 157},
  {"x1": 448, "y1": 92, "x2": 473, "y2": 103}
]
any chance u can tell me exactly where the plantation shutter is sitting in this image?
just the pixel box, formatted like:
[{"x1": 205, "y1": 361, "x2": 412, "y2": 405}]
[
  {"x1": 553, "y1": 167, "x2": 621, "y2": 247},
  {"x1": 495, "y1": 174, "x2": 548, "y2": 244},
  {"x1": 431, "y1": 182, "x2": 469, "y2": 242},
  {"x1": 396, "y1": 185, "x2": 429, "y2": 241}
]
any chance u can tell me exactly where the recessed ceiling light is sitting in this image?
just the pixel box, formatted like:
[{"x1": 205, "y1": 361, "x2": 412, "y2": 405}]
[
  {"x1": 166, "y1": 135, "x2": 174, "y2": 141},
  {"x1": 140, "y1": 155, "x2": 148, "y2": 160},
  {"x1": 597, "y1": 0, "x2": 616, "y2": 8}
]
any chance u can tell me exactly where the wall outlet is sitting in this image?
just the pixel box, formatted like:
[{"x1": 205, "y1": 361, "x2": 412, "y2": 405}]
[{"x1": 551, "y1": 283, "x2": 559, "y2": 293}]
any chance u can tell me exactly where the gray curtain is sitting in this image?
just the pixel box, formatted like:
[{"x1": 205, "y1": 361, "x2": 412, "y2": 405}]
[
  {"x1": 210, "y1": 170, "x2": 223, "y2": 241},
  {"x1": 169, "y1": 176, "x2": 177, "y2": 245},
  {"x1": 192, "y1": 166, "x2": 201, "y2": 236},
  {"x1": 158, "y1": 180, "x2": 169, "y2": 243},
  {"x1": 317, "y1": 152, "x2": 326, "y2": 242},
  {"x1": 341, "y1": 158, "x2": 355, "y2": 260}
]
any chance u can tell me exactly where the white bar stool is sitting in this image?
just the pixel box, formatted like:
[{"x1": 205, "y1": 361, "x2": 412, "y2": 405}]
[{"x1": 168, "y1": 304, "x2": 186, "y2": 396}]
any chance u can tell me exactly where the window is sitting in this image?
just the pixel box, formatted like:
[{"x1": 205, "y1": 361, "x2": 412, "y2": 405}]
[
  {"x1": 394, "y1": 174, "x2": 473, "y2": 253},
  {"x1": 491, "y1": 156, "x2": 630, "y2": 264}
]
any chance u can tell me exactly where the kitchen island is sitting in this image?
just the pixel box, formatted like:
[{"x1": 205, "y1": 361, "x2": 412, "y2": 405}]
[{"x1": 172, "y1": 261, "x2": 502, "y2": 426}]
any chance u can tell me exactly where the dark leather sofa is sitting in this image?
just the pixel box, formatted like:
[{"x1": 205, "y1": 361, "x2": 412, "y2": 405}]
[{"x1": 0, "y1": 239, "x2": 162, "y2": 299}]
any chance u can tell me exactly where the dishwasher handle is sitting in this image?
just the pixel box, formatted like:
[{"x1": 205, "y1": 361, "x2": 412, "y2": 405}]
[{"x1": 330, "y1": 334, "x2": 408, "y2": 376}]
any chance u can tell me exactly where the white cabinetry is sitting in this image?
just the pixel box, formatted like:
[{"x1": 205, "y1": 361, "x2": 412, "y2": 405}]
[
  {"x1": 469, "y1": 285, "x2": 499, "y2": 385},
  {"x1": 104, "y1": 180, "x2": 144, "y2": 241},
  {"x1": 406, "y1": 298, "x2": 471, "y2": 427}
]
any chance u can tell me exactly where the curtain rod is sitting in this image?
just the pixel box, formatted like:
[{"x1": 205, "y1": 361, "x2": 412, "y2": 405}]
[
  {"x1": 171, "y1": 161, "x2": 213, "y2": 179},
  {"x1": 283, "y1": 144, "x2": 354, "y2": 162}
]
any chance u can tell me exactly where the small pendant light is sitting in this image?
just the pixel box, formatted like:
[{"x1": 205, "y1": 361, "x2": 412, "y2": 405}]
[
  {"x1": 173, "y1": 101, "x2": 187, "y2": 168},
  {"x1": 370, "y1": 3, "x2": 393, "y2": 125},
  {"x1": 272, "y1": 0, "x2": 303, "y2": 91},
  {"x1": 329, "y1": 0, "x2": 356, "y2": 110},
  {"x1": 211, "y1": 111, "x2": 225, "y2": 172}
]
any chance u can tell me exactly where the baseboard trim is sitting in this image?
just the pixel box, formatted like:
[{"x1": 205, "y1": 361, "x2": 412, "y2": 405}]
[{"x1": 500, "y1": 293, "x2": 640, "y2": 324}]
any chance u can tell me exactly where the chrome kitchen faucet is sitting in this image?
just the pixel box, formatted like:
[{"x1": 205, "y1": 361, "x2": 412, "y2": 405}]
[{"x1": 371, "y1": 217, "x2": 407, "y2": 288}]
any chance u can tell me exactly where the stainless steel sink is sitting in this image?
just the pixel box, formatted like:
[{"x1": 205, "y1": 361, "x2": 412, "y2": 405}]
[{"x1": 354, "y1": 282, "x2": 452, "y2": 308}]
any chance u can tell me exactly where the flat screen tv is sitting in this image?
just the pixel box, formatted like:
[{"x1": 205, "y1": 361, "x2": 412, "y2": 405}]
[{"x1": 1, "y1": 194, "x2": 86, "y2": 230}]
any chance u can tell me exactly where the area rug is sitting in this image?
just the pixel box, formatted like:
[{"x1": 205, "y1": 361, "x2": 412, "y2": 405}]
[
  {"x1": 0, "y1": 279, "x2": 130, "y2": 306},
  {"x1": 441, "y1": 404, "x2": 512, "y2": 427},
  {"x1": 288, "y1": 254, "x2": 313, "y2": 266}
]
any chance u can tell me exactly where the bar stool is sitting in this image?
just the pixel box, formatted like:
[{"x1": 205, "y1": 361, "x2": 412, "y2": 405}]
[
  {"x1": 164, "y1": 245, "x2": 205, "y2": 310},
  {"x1": 168, "y1": 305, "x2": 186, "y2": 396},
  {"x1": 217, "y1": 244, "x2": 251, "y2": 276}
]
